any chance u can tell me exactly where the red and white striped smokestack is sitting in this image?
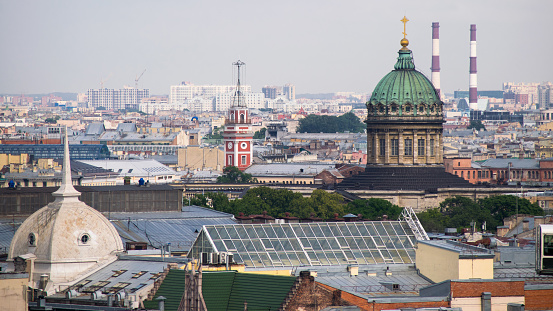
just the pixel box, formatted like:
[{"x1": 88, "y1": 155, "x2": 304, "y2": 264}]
[
  {"x1": 431, "y1": 22, "x2": 441, "y2": 100},
  {"x1": 469, "y1": 24, "x2": 478, "y2": 110}
]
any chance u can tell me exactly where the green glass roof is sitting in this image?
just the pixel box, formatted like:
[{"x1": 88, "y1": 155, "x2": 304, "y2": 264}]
[{"x1": 189, "y1": 221, "x2": 417, "y2": 268}]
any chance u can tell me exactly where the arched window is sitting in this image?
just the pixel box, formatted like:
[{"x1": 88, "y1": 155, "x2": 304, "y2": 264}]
[{"x1": 240, "y1": 113, "x2": 245, "y2": 123}]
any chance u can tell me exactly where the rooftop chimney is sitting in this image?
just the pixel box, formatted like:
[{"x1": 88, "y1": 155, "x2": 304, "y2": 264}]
[
  {"x1": 431, "y1": 22, "x2": 442, "y2": 100},
  {"x1": 469, "y1": 24, "x2": 478, "y2": 110}
]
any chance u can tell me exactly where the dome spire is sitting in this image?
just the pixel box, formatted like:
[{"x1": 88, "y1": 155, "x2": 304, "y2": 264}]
[
  {"x1": 400, "y1": 16, "x2": 410, "y2": 50},
  {"x1": 52, "y1": 126, "x2": 81, "y2": 202}
]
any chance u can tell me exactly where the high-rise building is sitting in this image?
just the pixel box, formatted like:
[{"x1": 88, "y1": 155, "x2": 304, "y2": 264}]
[
  {"x1": 169, "y1": 82, "x2": 251, "y2": 105},
  {"x1": 224, "y1": 61, "x2": 253, "y2": 171},
  {"x1": 214, "y1": 92, "x2": 265, "y2": 111},
  {"x1": 262, "y1": 86, "x2": 279, "y2": 99},
  {"x1": 87, "y1": 87, "x2": 149, "y2": 110},
  {"x1": 538, "y1": 82, "x2": 553, "y2": 109},
  {"x1": 502, "y1": 82, "x2": 540, "y2": 104},
  {"x1": 282, "y1": 84, "x2": 296, "y2": 101}
]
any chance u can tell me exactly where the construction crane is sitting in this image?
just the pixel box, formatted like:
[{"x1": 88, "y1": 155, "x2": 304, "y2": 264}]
[
  {"x1": 100, "y1": 73, "x2": 112, "y2": 89},
  {"x1": 135, "y1": 69, "x2": 146, "y2": 88}
]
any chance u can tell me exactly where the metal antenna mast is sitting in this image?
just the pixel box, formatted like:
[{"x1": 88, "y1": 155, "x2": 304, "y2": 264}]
[{"x1": 232, "y1": 60, "x2": 245, "y2": 107}]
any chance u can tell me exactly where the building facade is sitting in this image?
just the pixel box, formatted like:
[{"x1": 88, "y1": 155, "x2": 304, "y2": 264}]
[
  {"x1": 87, "y1": 87, "x2": 150, "y2": 110},
  {"x1": 169, "y1": 82, "x2": 251, "y2": 104}
]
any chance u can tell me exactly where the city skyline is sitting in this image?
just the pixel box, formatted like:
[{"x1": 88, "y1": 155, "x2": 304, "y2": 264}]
[{"x1": 1, "y1": 0, "x2": 551, "y2": 95}]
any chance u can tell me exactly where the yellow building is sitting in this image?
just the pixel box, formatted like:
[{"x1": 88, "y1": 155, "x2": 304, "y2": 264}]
[
  {"x1": 0, "y1": 153, "x2": 29, "y2": 168},
  {"x1": 416, "y1": 240, "x2": 494, "y2": 283},
  {"x1": 178, "y1": 146, "x2": 224, "y2": 171}
]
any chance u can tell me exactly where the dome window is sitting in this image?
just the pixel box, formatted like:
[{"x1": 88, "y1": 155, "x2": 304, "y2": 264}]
[
  {"x1": 419, "y1": 105, "x2": 425, "y2": 113},
  {"x1": 404, "y1": 105, "x2": 411, "y2": 113},
  {"x1": 28, "y1": 233, "x2": 36, "y2": 247},
  {"x1": 79, "y1": 233, "x2": 91, "y2": 245}
]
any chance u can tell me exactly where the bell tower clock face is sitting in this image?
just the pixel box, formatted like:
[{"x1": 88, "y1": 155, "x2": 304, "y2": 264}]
[{"x1": 227, "y1": 142, "x2": 233, "y2": 150}]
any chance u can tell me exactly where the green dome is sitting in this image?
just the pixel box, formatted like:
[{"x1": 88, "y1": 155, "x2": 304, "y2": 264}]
[{"x1": 367, "y1": 48, "x2": 442, "y2": 117}]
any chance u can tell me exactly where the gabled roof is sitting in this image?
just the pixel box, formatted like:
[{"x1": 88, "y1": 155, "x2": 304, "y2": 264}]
[{"x1": 144, "y1": 270, "x2": 296, "y2": 311}]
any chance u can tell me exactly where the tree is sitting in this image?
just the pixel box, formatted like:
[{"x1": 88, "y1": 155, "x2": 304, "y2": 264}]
[
  {"x1": 296, "y1": 111, "x2": 365, "y2": 133},
  {"x1": 346, "y1": 198, "x2": 402, "y2": 220},
  {"x1": 478, "y1": 195, "x2": 543, "y2": 228},
  {"x1": 467, "y1": 120, "x2": 486, "y2": 131},
  {"x1": 439, "y1": 196, "x2": 494, "y2": 230},
  {"x1": 216, "y1": 166, "x2": 257, "y2": 183},
  {"x1": 253, "y1": 128, "x2": 266, "y2": 139},
  {"x1": 417, "y1": 208, "x2": 447, "y2": 233}
]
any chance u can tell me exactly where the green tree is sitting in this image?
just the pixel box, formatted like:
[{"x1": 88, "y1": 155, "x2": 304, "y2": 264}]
[
  {"x1": 216, "y1": 166, "x2": 257, "y2": 184},
  {"x1": 439, "y1": 196, "x2": 494, "y2": 230},
  {"x1": 296, "y1": 111, "x2": 365, "y2": 133},
  {"x1": 417, "y1": 208, "x2": 448, "y2": 233},
  {"x1": 253, "y1": 128, "x2": 266, "y2": 139},
  {"x1": 346, "y1": 198, "x2": 402, "y2": 220},
  {"x1": 478, "y1": 195, "x2": 543, "y2": 228},
  {"x1": 467, "y1": 120, "x2": 486, "y2": 131},
  {"x1": 305, "y1": 189, "x2": 345, "y2": 219}
]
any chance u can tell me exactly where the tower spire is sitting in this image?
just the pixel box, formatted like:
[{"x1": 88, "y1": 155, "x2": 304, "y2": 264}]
[
  {"x1": 52, "y1": 126, "x2": 81, "y2": 202},
  {"x1": 232, "y1": 60, "x2": 245, "y2": 107},
  {"x1": 400, "y1": 16, "x2": 410, "y2": 50}
]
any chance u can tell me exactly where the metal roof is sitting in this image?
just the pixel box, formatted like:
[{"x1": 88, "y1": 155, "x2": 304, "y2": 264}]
[
  {"x1": 479, "y1": 158, "x2": 540, "y2": 169},
  {"x1": 244, "y1": 163, "x2": 334, "y2": 176},
  {"x1": 79, "y1": 159, "x2": 176, "y2": 177},
  {"x1": 110, "y1": 207, "x2": 236, "y2": 252}
]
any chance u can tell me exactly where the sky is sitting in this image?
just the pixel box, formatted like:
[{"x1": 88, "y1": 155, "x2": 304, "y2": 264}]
[{"x1": 1, "y1": 0, "x2": 551, "y2": 96}]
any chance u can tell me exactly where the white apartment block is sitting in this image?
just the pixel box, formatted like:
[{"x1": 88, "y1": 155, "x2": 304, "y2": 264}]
[
  {"x1": 214, "y1": 92, "x2": 266, "y2": 111},
  {"x1": 169, "y1": 82, "x2": 252, "y2": 104},
  {"x1": 185, "y1": 97, "x2": 215, "y2": 113},
  {"x1": 139, "y1": 97, "x2": 185, "y2": 114},
  {"x1": 539, "y1": 82, "x2": 553, "y2": 109},
  {"x1": 87, "y1": 87, "x2": 149, "y2": 110}
]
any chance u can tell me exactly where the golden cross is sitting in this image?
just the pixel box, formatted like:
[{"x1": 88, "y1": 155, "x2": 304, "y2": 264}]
[{"x1": 401, "y1": 16, "x2": 409, "y2": 38}]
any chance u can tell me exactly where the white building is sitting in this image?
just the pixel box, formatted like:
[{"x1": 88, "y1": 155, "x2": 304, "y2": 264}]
[
  {"x1": 185, "y1": 97, "x2": 215, "y2": 113},
  {"x1": 214, "y1": 91, "x2": 266, "y2": 111},
  {"x1": 169, "y1": 82, "x2": 252, "y2": 104},
  {"x1": 139, "y1": 97, "x2": 185, "y2": 114},
  {"x1": 87, "y1": 87, "x2": 149, "y2": 110},
  {"x1": 78, "y1": 159, "x2": 178, "y2": 185}
]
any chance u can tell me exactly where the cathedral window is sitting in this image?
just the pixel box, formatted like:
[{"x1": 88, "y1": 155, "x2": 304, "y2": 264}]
[
  {"x1": 391, "y1": 139, "x2": 399, "y2": 156},
  {"x1": 28, "y1": 233, "x2": 36, "y2": 246},
  {"x1": 404, "y1": 139, "x2": 413, "y2": 156},
  {"x1": 430, "y1": 139, "x2": 435, "y2": 156},
  {"x1": 418, "y1": 139, "x2": 425, "y2": 156},
  {"x1": 241, "y1": 155, "x2": 247, "y2": 165},
  {"x1": 80, "y1": 233, "x2": 90, "y2": 245},
  {"x1": 379, "y1": 139, "x2": 386, "y2": 156}
]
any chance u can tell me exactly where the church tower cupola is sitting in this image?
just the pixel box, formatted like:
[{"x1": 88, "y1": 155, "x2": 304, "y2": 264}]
[{"x1": 223, "y1": 60, "x2": 253, "y2": 170}]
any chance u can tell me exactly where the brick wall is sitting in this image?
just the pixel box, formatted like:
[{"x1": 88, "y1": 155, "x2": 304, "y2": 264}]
[
  {"x1": 525, "y1": 288, "x2": 553, "y2": 310},
  {"x1": 450, "y1": 280, "x2": 525, "y2": 298}
]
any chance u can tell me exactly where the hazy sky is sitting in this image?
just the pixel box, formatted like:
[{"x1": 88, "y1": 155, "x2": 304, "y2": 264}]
[{"x1": 1, "y1": 1, "x2": 551, "y2": 96}]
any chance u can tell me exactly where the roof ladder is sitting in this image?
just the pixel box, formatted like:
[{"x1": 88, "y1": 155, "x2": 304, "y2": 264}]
[{"x1": 399, "y1": 207, "x2": 429, "y2": 241}]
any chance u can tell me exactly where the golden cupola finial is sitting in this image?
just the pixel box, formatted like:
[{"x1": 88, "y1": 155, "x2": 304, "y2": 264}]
[{"x1": 400, "y1": 16, "x2": 410, "y2": 50}]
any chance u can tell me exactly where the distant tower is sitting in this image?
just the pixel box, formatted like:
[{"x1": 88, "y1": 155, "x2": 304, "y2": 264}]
[
  {"x1": 223, "y1": 60, "x2": 253, "y2": 171},
  {"x1": 431, "y1": 22, "x2": 442, "y2": 100},
  {"x1": 469, "y1": 24, "x2": 478, "y2": 110}
]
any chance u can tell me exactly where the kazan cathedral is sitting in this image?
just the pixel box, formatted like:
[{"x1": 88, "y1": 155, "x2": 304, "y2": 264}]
[{"x1": 337, "y1": 28, "x2": 472, "y2": 192}]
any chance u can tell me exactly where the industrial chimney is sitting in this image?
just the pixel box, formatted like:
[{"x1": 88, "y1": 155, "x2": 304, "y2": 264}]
[
  {"x1": 431, "y1": 22, "x2": 441, "y2": 100},
  {"x1": 469, "y1": 24, "x2": 478, "y2": 110}
]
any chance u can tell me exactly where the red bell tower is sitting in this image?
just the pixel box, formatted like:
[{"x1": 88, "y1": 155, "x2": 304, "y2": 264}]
[{"x1": 224, "y1": 60, "x2": 253, "y2": 171}]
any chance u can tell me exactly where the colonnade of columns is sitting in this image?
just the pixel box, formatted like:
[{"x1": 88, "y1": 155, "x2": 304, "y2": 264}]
[{"x1": 367, "y1": 129, "x2": 443, "y2": 165}]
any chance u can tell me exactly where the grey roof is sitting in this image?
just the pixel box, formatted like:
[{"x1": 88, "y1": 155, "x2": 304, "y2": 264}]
[
  {"x1": 0, "y1": 223, "x2": 17, "y2": 254},
  {"x1": 315, "y1": 265, "x2": 431, "y2": 295},
  {"x1": 86, "y1": 123, "x2": 105, "y2": 136},
  {"x1": 244, "y1": 163, "x2": 334, "y2": 176},
  {"x1": 116, "y1": 123, "x2": 137, "y2": 133},
  {"x1": 479, "y1": 158, "x2": 539, "y2": 169},
  {"x1": 78, "y1": 159, "x2": 176, "y2": 177},
  {"x1": 418, "y1": 240, "x2": 495, "y2": 258},
  {"x1": 47, "y1": 258, "x2": 177, "y2": 299},
  {"x1": 110, "y1": 206, "x2": 236, "y2": 252}
]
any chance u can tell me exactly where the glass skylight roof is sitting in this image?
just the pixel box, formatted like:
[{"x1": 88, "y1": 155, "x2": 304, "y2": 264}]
[{"x1": 188, "y1": 221, "x2": 417, "y2": 268}]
